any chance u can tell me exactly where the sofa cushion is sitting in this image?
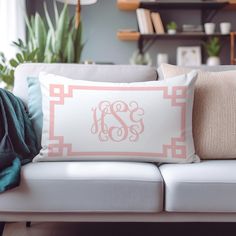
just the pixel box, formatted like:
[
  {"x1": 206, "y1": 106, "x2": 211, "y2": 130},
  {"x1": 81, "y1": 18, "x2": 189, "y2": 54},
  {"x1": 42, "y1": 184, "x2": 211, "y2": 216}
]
[
  {"x1": 0, "y1": 162, "x2": 163, "y2": 213},
  {"x1": 158, "y1": 63, "x2": 236, "y2": 160},
  {"x1": 34, "y1": 71, "x2": 198, "y2": 163},
  {"x1": 158, "y1": 64, "x2": 236, "y2": 80},
  {"x1": 160, "y1": 160, "x2": 236, "y2": 212},
  {"x1": 27, "y1": 77, "x2": 42, "y2": 148},
  {"x1": 13, "y1": 63, "x2": 157, "y2": 106}
]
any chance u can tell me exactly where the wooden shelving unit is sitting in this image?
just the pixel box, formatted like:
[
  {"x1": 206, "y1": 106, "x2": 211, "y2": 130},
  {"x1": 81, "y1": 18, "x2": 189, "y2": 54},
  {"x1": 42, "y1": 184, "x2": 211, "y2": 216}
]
[
  {"x1": 117, "y1": 31, "x2": 140, "y2": 41},
  {"x1": 137, "y1": 33, "x2": 230, "y2": 54},
  {"x1": 139, "y1": 32, "x2": 230, "y2": 40},
  {"x1": 230, "y1": 32, "x2": 236, "y2": 64},
  {"x1": 139, "y1": 1, "x2": 229, "y2": 10},
  {"x1": 117, "y1": 0, "x2": 235, "y2": 61},
  {"x1": 117, "y1": 32, "x2": 230, "y2": 41},
  {"x1": 117, "y1": 0, "x2": 139, "y2": 10},
  {"x1": 117, "y1": 0, "x2": 236, "y2": 11}
]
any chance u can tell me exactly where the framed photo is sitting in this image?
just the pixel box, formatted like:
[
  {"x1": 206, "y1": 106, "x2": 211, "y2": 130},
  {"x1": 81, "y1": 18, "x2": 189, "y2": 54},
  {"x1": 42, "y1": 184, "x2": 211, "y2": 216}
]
[{"x1": 177, "y1": 46, "x2": 201, "y2": 66}]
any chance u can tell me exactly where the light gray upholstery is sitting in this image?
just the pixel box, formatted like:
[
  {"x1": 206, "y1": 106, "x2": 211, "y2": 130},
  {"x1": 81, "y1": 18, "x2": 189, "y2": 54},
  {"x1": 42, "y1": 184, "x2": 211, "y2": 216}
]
[
  {"x1": 0, "y1": 162, "x2": 163, "y2": 213},
  {"x1": 4, "y1": 63, "x2": 236, "y2": 219},
  {"x1": 160, "y1": 160, "x2": 236, "y2": 212},
  {"x1": 13, "y1": 63, "x2": 157, "y2": 105},
  {"x1": 8, "y1": 64, "x2": 161, "y2": 214}
]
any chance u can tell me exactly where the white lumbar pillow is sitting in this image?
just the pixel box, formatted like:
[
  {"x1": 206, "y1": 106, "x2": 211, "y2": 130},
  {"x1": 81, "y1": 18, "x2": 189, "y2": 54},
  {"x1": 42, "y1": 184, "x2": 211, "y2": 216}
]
[{"x1": 34, "y1": 70, "x2": 199, "y2": 163}]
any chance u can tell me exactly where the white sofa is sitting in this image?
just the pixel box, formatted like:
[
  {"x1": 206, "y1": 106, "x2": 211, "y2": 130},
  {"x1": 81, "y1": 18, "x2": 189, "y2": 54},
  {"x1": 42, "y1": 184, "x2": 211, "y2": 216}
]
[{"x1": 1, "y1": 63, "x2": 236, "y2": 229}]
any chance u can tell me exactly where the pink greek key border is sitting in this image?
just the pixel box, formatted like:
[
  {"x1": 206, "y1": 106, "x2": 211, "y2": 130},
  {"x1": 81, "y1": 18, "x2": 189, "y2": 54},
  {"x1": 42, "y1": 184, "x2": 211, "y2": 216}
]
[{"x1": 48, "y1": 84, "x2": 188, "y2": 159}]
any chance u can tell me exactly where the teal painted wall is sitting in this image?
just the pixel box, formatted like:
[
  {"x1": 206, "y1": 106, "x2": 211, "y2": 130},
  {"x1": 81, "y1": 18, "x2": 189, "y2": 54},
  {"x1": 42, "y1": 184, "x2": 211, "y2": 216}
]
[{"x1": 27, "y1": 0, "x2": 236, "y2": 65}]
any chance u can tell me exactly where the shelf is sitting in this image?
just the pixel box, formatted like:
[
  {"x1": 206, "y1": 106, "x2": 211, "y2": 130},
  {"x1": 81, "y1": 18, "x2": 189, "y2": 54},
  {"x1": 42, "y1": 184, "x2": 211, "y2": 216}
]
[
  {"x1": 139, "y1": 1, "x2": 229, "y2": 10},
  {"x1": 117, "y1": 0, "x2": 139, "y2": 10},
  {"x1": 117, "y1": 31, "x2": 140, "y2": 40},
  {"x1": 117, "y1": 0, "x2": 234, "y2": 61},
  {"x1": 137, "y1": 32, "x2": 230, "y2": 53},
  {"x1": 140, "y1": 32, "x2": 230, "y2": 40},
  {"x1": 117, "y1": 32, "x2": 230, "y2": 41},
  {"x1": 117, "y1": 0, "x2": 230, "y2": 11}
]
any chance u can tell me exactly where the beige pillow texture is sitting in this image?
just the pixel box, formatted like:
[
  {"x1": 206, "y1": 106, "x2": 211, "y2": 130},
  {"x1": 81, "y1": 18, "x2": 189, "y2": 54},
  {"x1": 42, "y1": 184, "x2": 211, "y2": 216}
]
[{"x1": 159, "y1": 63, "x2": 236, "y2": 160}]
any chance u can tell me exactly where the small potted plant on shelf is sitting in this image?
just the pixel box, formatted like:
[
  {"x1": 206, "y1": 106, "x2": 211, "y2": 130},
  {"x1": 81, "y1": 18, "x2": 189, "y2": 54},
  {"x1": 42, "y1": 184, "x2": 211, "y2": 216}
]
[
  {"x1": 166, "y1": 21, "x2": 177, "y2": 34},
  {"x1": 204, "y1": 37, "x2": 221, "y2": 66}
]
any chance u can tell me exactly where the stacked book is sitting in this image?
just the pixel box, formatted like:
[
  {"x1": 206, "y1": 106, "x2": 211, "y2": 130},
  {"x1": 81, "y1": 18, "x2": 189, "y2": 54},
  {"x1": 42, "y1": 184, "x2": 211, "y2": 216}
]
[
  {"x1": 136, "y1": 8, "x2": 165, "y2": 34},
  {"x1": 182, "y1": 24, "x2": 203, "y2": 33}
]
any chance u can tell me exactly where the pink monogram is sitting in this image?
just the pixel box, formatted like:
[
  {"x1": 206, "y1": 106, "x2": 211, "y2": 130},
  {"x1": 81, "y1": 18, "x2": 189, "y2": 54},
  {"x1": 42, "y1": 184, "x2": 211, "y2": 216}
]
[
  {"x1": 91, "y1": 101, "x2": 145, "y2": 142},
  {"x1": 48, "y1": 84, "x2": 188, "y2": 159}
]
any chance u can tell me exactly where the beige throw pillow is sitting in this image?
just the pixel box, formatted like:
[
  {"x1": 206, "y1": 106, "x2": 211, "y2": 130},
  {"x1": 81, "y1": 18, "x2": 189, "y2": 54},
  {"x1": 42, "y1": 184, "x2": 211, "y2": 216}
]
[{"x1": 159, "y1": 63, "x2": 236, "y2": 160}]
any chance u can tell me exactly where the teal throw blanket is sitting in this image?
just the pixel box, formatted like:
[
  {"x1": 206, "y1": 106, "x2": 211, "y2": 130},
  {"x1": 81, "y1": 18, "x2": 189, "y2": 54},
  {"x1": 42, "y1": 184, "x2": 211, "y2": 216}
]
[{"x1": 0, "y1": 88, "x2": 38, "y2": 193}]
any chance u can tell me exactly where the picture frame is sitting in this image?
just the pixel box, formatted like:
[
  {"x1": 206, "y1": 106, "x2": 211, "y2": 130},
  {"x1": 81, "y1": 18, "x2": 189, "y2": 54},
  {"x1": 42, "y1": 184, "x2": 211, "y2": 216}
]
[{"x1": 177, "y1": 46, "x2": 202, "y2": 66}]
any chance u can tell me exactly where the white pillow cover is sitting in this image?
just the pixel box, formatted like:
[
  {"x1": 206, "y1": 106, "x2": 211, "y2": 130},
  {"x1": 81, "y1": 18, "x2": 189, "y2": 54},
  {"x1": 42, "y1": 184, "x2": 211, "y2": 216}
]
[{"x1": 34, "y1": 71, "x2": 199, "y2": 163}]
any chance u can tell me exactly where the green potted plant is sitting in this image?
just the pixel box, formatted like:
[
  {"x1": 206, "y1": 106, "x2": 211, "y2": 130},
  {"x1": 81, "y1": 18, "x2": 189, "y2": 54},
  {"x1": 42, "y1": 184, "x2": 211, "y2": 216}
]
[
  {"x1": 0, "y1": 53, "x2": 14, "y2": 90},
  {"x1": 0, "y1": 2, "x2": 83, "y2": 89},
  {"x1": 204, "y1": 37, "x2": 221, "y2": 66},
  {"x1": 0, "y1": 44, "x2": 38, "y2": 90},
  {"x1": 166, "y1": 21, "x2": 177, "y2": 34}
]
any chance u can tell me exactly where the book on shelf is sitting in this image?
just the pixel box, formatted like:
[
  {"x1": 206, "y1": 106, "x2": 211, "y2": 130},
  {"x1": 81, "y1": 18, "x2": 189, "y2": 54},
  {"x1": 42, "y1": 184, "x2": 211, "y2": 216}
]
[
  {"x1": 136, "y1": 8, "x2": 154, "y2": 34},
  {"x1": 145, "y1": 9, "x2": 154, "y2": 34},
  {"x1": 182, "y1": 24, "x2": 203, "y2": 32},
  {"x1": 151, "y1": 12, "x2": 165, "y2": 34},
  {"x1": 136, "y1": 9, "x2": 145, "y2": 34}
]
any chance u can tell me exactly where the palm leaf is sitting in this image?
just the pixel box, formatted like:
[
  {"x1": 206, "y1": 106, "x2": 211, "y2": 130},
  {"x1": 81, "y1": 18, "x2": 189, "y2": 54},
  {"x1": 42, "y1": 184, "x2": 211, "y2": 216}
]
[
  {"x1": 55, "y1": 4, "x2": 69, "y2": 56},
  {"x1": 65, "y1": 32, "x2": 75, "y2": 63},
  {"x1": 44, "y1": 2, "x2": 55, "y2": 34},
  {"x1": 74, "y1": 22, "x2": 83, "y2": 63},
  {"x1": 34, "y1": 13, "x2": 47, "y2": 61},
  {"x1": 53, "y1": 0, "x2": 59, "y2": 26}
]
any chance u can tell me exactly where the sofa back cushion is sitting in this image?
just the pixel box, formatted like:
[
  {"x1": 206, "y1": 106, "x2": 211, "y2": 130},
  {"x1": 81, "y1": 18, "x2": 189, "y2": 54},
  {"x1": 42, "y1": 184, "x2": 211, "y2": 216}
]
[
  {"x1": 159, "y1": 63, "x2": 236, "y2": 160},
  {"x1": 158, "y1": 65, "x2": 236, "y2": 80},
  {"x1": 13, "y1": 63, "x2": 157, "y2": 106}
]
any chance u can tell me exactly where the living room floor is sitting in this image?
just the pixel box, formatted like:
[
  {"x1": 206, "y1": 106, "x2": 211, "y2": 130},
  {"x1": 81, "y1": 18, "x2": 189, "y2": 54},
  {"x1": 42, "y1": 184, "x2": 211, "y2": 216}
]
[{"x1": 3, "y1": 222, "x2": 236, "y2": 236}]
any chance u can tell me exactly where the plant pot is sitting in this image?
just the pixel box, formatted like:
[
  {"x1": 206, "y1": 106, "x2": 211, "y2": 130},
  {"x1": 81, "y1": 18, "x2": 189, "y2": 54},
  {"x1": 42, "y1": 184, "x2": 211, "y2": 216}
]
[
  {"x1": 207, "y1": 56, "x2": 220, "y2": 66},
  {"x1": 204, "y1": 23, "x2": 216, "y2": 35},
  {"x1": 167, "y1": 29, "x2": 176, "y2": 34},
  {"x1": 220, "y1": 22, "x2": 231, "y2": 35}
]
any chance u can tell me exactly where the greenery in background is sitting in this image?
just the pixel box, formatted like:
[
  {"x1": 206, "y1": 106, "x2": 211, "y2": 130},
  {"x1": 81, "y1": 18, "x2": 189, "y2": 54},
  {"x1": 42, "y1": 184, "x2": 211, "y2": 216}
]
[
  {"x1": 204, "y1": 37, "x2": 221, "y2": 57},
  {"x1": 0, "y1": 40, "x2": 38, "y2": 89},
  {"x1": 0, "y1": 53, "x2": 14, "y2": 90},
  {"x1": 0, "y1": 2, "x2": 83, "y2": 89},
  {"x1": 166, "y1": 21, "x2": 177, "y2": 30},
  {"x1": 129, "y1": 50, "x2": 152, "y2": 66}
]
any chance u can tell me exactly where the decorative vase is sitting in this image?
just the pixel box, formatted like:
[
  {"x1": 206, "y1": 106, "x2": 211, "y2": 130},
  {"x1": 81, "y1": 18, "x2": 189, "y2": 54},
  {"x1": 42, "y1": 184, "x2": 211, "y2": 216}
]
[
  {"x1": 168, "y1": 29, "x2": 176, "y2": 34},
  {"x1": 207, "y1": 56, "x2": 220, "y2": 66},
  {"x1": 220, "y1": 22, "x2": 231, "y2": 35},
  {"x1": 204, "y1": 23, "x2": 216, "y2": 35}
]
